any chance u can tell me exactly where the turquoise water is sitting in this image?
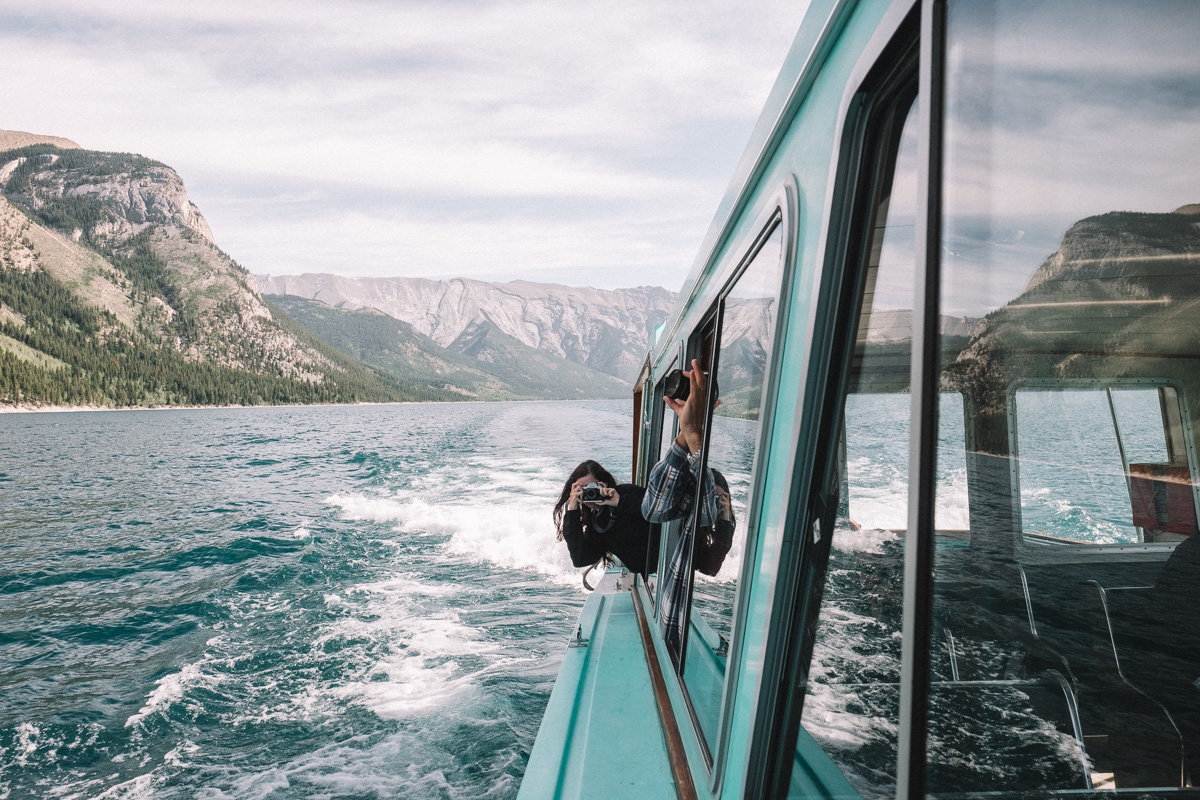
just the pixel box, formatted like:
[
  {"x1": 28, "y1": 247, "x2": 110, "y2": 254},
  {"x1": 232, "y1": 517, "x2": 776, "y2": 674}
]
[
  {"x1": 1, "y1": 390, "x2": 1163, "y2": 798},
  {"x1": 0, "y1": 401, "x2": 633, "y2": 799}
]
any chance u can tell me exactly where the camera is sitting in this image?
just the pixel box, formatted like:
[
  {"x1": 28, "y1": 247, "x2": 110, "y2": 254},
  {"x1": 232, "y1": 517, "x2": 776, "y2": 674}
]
[
  {"x1": 663, "y1": 368, "x2": 717, "y2": 403},
  {"x1": 663, "y1": 368, "x2": 690, "y2": 402},
  {"x1": 580, "y1": 482, "x2": 605, "y2": 503}
]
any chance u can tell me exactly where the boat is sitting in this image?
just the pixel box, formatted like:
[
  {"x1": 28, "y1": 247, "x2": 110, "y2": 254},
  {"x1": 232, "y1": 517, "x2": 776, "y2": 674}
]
[{"x1": 519, "y1": 0, "x2": 1200, "y2": 797}]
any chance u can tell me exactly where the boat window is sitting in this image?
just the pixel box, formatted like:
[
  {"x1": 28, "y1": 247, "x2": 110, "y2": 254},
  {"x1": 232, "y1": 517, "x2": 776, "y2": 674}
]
[
  {"x1": 682, "y1": 222, "x2": 786, "y2": 754},
  {"x1": 655, "y1": 327, "x2": 717, "y2": 668},
  {"x1": 646, "y1": 364, "x2": 683, "y2": 604},
  {"x1": 1015, "y1": 386, "x2": 1185, "y2": 546},
  {"x1": 790, "y1": 86, "x2": 920, "y2": 799},
  {"x1": 925, "y1": 1, "x2": 1200, "y2": 795},
  {"x1": 842, "y1": 391, "x2": 966, "y2": 535}
]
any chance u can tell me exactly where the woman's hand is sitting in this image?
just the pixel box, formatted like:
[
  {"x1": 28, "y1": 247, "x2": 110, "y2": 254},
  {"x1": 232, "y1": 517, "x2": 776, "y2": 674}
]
[
  {"x1": 567, "y1": 483, "x2": 584, "y2": 511},
  {"x1": 666, "y1": 358, "x2": 707, "y2": 454},
  {"x1": 717, "y1": 490, "x2": 733, "y2": 522},
  {"x1": 596, "y1": 487, "x2": 621, "y2": 508}
]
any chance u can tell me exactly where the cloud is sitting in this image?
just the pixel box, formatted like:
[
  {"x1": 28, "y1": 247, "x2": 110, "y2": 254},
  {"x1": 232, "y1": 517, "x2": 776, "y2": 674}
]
[{"x1": 0, "y1": 0, "x2": 810, "y2": 288}]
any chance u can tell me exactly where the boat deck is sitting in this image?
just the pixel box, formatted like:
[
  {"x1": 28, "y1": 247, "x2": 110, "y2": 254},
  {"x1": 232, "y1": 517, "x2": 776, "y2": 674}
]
[{"x1": 519, "y1": 570, "x2": 677, "y2": 799}]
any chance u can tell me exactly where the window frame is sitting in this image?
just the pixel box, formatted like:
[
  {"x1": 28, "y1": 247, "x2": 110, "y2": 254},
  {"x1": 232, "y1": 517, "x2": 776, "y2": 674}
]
[
  {"x1": 649, "y1": 349, "x2": 684, "y2": 609},
  {"x1": 680, "y1": 198, "x2": 796, "y2": 784},
  {"x1": 742, "y1": 3, "x2": 925, "y2": 797}
]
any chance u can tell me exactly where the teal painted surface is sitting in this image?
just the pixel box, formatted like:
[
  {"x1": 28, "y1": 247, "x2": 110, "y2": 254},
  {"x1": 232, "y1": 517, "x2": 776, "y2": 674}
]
[
  {"x1": 518, "y1": 575, "x2": 676, "y2": 800},
  {"x1": 681, "y1": 614, "x2": 727, "y2": 750},
  {"x1": 705, "y1": 1, "x2": 898, "y2": 797}
]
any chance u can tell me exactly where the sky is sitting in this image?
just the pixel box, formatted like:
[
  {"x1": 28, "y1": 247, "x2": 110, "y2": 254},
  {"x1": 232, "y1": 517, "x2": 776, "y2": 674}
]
[{"x1": 0, "y1": 0, "x2": 811, "y2": 290}]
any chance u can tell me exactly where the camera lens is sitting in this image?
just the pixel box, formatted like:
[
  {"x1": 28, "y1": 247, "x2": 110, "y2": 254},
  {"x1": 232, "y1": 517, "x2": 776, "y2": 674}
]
[{"x1": 663, "y1": 369, "x2": 689, "y2": 402}]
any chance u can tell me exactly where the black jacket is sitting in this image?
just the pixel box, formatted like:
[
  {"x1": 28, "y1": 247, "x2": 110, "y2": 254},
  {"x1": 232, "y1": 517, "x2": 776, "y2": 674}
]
[{"x1": 563, "y1": 483, "x2": 656, "y2": 576}]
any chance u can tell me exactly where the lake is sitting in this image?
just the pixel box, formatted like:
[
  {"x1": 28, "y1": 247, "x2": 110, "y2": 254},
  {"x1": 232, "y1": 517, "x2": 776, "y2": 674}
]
[{"x1": 0, "y1": 401, "x2": 633, "y2": 799}]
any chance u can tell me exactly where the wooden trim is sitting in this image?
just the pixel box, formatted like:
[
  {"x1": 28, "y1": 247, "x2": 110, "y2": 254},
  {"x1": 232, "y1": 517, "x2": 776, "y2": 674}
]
[{"x1": 632, "y1": 581, "x2": 699, "y2": 800}]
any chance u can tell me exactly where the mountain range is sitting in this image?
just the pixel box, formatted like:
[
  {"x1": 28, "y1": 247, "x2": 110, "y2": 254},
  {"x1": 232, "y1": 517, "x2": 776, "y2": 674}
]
[
  {"x1": 0, "y1": 129, "x2": 674, "y2": 408},
  {"x1": 254, "y1": 274, "x2": 675, "y2": 384}
]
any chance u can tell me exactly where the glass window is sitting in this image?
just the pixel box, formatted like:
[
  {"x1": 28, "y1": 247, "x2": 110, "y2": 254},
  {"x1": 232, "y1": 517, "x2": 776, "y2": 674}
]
[
  {"x1": 646, "y1": 363, "x2": 682, "y2": 604},
  {"x1": 682, "y1": 224, "x2": 785, "y2": 752},
  {"x1": 1016, "y1": 387, "x2": 1182, "y2": 546},
  {"x1": 928, "y1": 1, "x2": 1200, "y2": 795},
  {"x1": 656, "y1": 329, "x2": 718, "y2": 668},
  {"x1": 792, "y1": 89, "x2": 919, "y2": 800}
]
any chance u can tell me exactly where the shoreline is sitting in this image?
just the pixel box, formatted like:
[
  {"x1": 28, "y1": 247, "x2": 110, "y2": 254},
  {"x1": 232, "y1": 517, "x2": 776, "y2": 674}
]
[
  {"x1": 0, "y1": 397, "x2": 624, "y2": 414},
  {"x1": 0, "y1": 400, "x2": 420, "y2": 415}
]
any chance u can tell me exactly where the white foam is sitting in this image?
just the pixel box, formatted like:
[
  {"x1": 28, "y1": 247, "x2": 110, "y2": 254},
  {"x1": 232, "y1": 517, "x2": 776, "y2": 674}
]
[
  {"x1": 202, "y1": 727, "x2": 514, "y2": 799},
  {"x1": 92, "y1": 773, "x2": 155, "y2": 800},
  {"x1": 125, "y1": 661, "x2": 208, "y2": 729},
  {"x1": 327, "y1": 485, "x2": 586, "y2": 585},
  {"x1": 325, "y1": 493, "x2": 410, "y2": 523},
  {"x1": 310, "y1": 573, "x2": 518, "y2": 722},
  {"x1": 292, "y1": 527, "x2": 312, "y2": 539},
  {"x1": 831, "y1": 526, "x2": 902, "y2": 554},
  {"x1": 13, "y1": 722, "x2": 38, "y2": 767}
]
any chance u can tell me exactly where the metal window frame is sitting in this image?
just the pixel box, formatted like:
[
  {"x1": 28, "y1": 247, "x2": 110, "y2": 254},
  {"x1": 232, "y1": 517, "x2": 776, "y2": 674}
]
[
  {"x1": 743, "y1": 2, "x2": 924, "y2": 797},
  {"x1": 678, "y1": 191, "x2": 799, "y2": 790},
  {"x1": 897, "y1": 1, "x2": 944, "y2": 798}
]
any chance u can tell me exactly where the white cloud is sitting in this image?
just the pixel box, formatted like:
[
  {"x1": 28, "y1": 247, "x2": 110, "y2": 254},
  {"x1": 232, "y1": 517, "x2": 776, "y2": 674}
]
[{"x1": 0, "y1": 0, "x2": 810, "y2": 288}]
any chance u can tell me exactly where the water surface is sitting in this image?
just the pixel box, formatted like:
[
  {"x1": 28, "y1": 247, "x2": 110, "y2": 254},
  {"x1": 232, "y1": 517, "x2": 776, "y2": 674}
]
[{"x1": 1, "y1": 401, "x2": 631, "y2": 799}]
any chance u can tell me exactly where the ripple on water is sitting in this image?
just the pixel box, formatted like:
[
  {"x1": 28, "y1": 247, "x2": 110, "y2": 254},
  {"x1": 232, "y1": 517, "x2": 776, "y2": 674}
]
[{"x1": 0, "y1": 402, "x2": 622, "y2": 798}]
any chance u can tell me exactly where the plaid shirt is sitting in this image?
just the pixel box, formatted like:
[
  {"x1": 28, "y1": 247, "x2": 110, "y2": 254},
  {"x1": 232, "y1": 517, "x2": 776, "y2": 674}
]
[{"x1": 642, "y1": 441, "x2": 717, "y2": 657}]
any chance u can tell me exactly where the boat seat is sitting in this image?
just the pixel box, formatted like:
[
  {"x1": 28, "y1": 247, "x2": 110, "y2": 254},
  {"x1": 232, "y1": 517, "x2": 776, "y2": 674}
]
[{"x1": 1017, "y1": 571, "x2": 1186, "y2": 788}]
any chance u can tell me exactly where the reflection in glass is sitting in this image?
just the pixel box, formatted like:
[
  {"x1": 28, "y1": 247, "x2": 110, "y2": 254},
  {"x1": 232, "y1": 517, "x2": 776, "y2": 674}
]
[
  {"x1": 929, "y1": 1, "x2": 1200, "y2": 794},
  {"x1": 793, "y1": 93, "x2": 918, "y2": 800},
  {"x1": 681, "y1": 225, "x2": 785, "y2": 752},
  {"x1": 1016, "y1": 388, "x2": 1180, "y2": 545},
  {"x1": 646, "y1": 367, "x2": 683, "y2": 603}
]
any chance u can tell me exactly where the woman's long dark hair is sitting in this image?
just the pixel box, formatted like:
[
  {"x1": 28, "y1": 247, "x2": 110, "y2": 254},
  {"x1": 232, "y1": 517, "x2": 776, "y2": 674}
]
[{"x1": 554, "y1": 460, "x2": 618, "y2": 540}]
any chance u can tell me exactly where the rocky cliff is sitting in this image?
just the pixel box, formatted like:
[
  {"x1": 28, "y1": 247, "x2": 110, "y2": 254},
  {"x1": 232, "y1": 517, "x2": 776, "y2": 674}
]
[
  {"x1": 0, "y1": 134, "x2": 419, "y2": 407},
  {"x1": 948, "y1": 205, "x2": 1200, "y2": 393}
]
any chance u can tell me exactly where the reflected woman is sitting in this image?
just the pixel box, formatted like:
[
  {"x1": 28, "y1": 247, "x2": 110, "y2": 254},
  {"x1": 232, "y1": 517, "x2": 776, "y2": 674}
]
[{"x1": 554, "y1": 460, "x2": 656, "y2": 577}]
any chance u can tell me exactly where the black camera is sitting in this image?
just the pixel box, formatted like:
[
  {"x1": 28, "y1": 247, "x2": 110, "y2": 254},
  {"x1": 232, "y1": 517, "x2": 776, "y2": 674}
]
[
  {"x1": 580, "y1": 481, "x2": 605, "y2": 503},
  {"x1": 663, "y1": 368, "x2": 717, "y2": 403},
  {"x1": 663, "y1": 368, "x2": 690, "y2": 402}
]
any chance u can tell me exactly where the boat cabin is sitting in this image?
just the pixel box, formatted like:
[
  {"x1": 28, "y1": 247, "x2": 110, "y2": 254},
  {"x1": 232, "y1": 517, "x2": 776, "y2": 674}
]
[{"x1": 521, "y1": 1, "x2": 1200, "y2": 798}]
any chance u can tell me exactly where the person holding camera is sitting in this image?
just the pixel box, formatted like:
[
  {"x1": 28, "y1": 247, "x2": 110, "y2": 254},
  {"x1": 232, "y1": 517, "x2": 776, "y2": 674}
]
[
  {"x1": 554, "y1": 460, "x2": 655, "y2": 576},
  {"x1": 642, "y1": 359, "x2": 722, "y2": 655}
]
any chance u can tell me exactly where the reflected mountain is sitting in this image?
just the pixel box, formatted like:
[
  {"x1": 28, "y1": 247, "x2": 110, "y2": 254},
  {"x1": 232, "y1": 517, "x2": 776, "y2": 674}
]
[{"x1": 947, "y1": 204, "x2": 1200, "y2": 395}]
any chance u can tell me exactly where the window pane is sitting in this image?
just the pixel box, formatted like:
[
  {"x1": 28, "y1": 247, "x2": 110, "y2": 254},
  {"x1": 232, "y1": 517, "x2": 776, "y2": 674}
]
[
  {"x1": 930, "y1": 1, "x2": 1200, "y2": 794},
  {"x1": 794, "y1": 92, "x2": 918, "y2": 800},
  {"x1": 682, "y1": 225, "x2": 785, "y2": 750},
  {"x1": 646, "y1": 366, "x2": 682, "y2": 602},
  {"x1": 1016, "y1": 389, "x2": 1139, "y2": 545}
]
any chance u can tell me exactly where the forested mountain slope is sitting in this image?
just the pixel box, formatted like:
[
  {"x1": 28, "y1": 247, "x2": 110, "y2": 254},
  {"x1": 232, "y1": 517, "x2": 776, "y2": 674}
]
[{"x1": 0, "y1": 137, "x2": 427, "y2": 407}]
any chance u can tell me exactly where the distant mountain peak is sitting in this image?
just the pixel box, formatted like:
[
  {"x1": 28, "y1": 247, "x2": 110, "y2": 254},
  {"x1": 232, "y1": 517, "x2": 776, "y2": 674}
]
[{"x1": 256, "y1": 273, "x2": 676, "y2": 383}]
